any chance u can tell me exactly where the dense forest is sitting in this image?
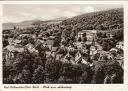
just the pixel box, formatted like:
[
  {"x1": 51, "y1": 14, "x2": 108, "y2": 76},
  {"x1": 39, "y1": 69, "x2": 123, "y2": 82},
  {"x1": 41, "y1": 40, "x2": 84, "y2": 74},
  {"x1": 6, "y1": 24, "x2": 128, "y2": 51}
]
[{"x1": 62, "y1": 8, "x2": 123, "y2": 30}]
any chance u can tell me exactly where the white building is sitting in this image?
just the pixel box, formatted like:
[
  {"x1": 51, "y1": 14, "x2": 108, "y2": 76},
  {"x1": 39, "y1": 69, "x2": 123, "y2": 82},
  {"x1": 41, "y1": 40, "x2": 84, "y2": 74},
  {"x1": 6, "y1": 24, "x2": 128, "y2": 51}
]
[
  {"x1": 75, "y1": 51, "x2": 88, "y2": 64},
  {"x1": 4, "y1": 45, "x2": 24, "y2": 66},
  {"x1": 77, "y1": 30, "x2": 97, "y2": 41},
  {"x1": 116, "y1": 41, "x2": 123, "y2": 49}
]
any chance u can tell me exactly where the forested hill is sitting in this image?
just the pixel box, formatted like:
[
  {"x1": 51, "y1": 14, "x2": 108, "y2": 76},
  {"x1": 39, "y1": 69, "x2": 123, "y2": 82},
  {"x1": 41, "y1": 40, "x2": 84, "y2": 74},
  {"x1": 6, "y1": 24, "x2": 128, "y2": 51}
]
[{"x1": 62, "y1": 8, "x2": 123, "y2": 31}]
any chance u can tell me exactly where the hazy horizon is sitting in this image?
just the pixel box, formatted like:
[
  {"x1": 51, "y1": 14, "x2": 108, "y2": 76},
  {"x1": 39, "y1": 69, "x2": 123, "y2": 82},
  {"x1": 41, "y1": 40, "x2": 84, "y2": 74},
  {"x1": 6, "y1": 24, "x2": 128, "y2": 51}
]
[{"x1": 3, "y1": 4, "x2": 123, "y2": 23}]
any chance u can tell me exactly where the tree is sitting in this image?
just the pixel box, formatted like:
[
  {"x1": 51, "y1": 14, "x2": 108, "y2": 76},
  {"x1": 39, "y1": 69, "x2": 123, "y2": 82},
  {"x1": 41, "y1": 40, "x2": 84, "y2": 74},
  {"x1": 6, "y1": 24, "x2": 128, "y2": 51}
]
[
  {"x1": 28, "y1": 37, "x2": 35, "y2": 45},
  {"x1": 82, "y1": 36, "x2": 87, "y2": 42},
  {"x1": 94, "y1": 60, "x2": 123, "y2": 84},
  {"x1": 102, "y1": 32, "x2": 107, "y2": 38},
  {"x1": 114, "y1": 29, "x2": 123, "y2": 41},
  {"x1": 61, "y1": 38, "x2": 67, "y2": 46},
  {"x1": 82, "y1": 33, "x2": 86, "y2": 37},
  {"x1": 45, "y1": 57, "x2": 62, "y2": 83},
  {"x1": 94, "y1": 65, "x2": 106, "y2": 84},
  {"x1": 60, "y1": 63, "x2": 73, "y2": 79},
  {"x1": 20, "y1": 65, "x2": 32, "y2": 84},
  {"x1": 3, "y1": 65, "x2": 13, "y2": 84},
  {"x1": 102, "y1": 40, "x2": 110, "y2": 51},
  {"x1": 97, "y1": 32, "x2": 102, "y2": 38},
  {"x1": 21, "y1": 39, "x2": 28, "y2": 46},
  {"x1": 3, "y1": 39, "x2": 9, "y2": 48},
  {"x1": 53, "y1": 36, "x2": 61, "y2": 47},
  {"x1": 104, "y1": 63, "x2": 123, "y2": 83},
  {"x1": 70, "y1": 32, "x2": 76, "y2": 42},
  {"x1": 32, "y1": 65, "x2": 45, "y2": 84},
  {"x1": 78, "y1": 37, "x2": 82, "y2": 42},
  {"x1": 71, "y1": 65, "x2": 83, "y2": 83}
]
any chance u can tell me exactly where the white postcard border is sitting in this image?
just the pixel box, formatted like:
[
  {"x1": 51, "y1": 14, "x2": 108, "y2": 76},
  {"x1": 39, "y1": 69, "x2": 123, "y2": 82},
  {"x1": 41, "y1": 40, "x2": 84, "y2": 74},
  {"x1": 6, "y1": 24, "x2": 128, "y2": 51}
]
[{"x1": 0, "y1": 1, "x2": 128, "y2": 91}]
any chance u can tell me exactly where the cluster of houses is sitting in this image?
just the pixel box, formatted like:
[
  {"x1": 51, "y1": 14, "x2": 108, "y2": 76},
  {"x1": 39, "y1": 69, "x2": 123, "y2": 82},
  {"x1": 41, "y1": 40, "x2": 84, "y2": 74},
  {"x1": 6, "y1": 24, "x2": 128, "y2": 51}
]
[{"x1": 3, "y1": 30, "x2": 124, "y2": 68}]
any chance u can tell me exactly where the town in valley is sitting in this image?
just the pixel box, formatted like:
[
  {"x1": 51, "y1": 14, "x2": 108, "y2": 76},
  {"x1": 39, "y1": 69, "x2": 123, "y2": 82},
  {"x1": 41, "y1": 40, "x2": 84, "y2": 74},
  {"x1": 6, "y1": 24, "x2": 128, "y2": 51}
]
[{"x1": 2, "y1": 6, "x2": 124, "y2": 84}]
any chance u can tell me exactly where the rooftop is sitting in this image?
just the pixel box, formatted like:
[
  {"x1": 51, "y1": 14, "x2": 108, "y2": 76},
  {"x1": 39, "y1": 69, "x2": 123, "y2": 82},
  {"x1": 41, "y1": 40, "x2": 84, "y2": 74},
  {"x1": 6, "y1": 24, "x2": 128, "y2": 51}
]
[
  {"x1": 51, "y1": 47, "x2": 58, "y2": 52},
  {"x1": 46, "y1": 40, "x2": 53, "y2": 45},
  {"x1": 5, "y1": 45, "x2": 24, "y2": 53},
  {"x1": 78, "y1": 30, "x2": 97, "y2": 33}
]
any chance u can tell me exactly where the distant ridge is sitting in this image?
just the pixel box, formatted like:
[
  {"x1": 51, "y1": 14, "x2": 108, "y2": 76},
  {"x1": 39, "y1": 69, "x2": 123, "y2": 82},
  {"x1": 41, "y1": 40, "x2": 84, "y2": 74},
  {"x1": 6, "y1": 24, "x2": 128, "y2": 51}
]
[{"x1": 3, "y1": 17, "x2": 68, "y2": 30}]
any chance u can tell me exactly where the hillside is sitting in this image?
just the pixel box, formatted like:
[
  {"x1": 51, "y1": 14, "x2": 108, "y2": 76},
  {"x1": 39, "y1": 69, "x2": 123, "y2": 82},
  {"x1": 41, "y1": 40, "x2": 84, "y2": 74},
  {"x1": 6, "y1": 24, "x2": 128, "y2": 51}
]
[{"x1": 62, "y1": 8, "x2": 123, "y2": 31}]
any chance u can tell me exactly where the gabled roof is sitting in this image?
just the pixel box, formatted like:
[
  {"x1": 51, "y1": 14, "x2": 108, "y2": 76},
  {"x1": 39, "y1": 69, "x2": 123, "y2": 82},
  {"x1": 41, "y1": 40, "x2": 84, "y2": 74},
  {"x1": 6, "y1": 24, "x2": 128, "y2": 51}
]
[
  {"x1": 116, "y1": 41, "x2": 123, "y2": 45},
  {"x1": 75, "y1": 51, "x2": 89, "y2": 64},
  {"x1": 49, "y1": 36, "x2": 55, "y2": 39},
  {"x1": 25, "y1": 43, "x2": 38, "y2": 53},
  {"x1": 93, "y1": 61, "x2": 106, "y2": 69},
  {"x1": 5, "y1": 45, "x2": 24, "y2": 53},
  {"x1": 85, "y1": 41, "x2": 92, "y2": 45},
  {"x1": 99, "y1": 50, "x2": 108, "y2": 55},
  {"x1": 51, "y1": 47, "x2": 58, "y2": 52},
  {"x1": 75, "y1": 51, "x2": 82, "y2": 61},
  {"x1": 61, "y1": 52, "x2": 74, "y2": 63},
  {"x1": 110, "y1": 48, "x2": 118, "y2": 52},
  {"x1": 14, "y1": 39, "x2": 21, "y2": 43},
  {"x1": 56, "y1": 47, "x2": 67, "y2": 54},
  {"x1": 78, "y1": 30, "x2": 97, "y2": 33},
  {"x1": 116, "y1": 54, "x2": 123, "y2": 60},
  {"x1": 46, "y1": 40, "x2": 53, "y2": 45}
]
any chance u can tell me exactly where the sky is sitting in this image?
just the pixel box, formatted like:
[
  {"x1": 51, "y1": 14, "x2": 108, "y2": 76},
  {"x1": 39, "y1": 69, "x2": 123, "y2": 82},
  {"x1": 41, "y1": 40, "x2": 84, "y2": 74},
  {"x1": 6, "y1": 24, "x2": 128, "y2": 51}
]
[{"x1": 3, "y1": 4, "x2": 123, "y2": 23}]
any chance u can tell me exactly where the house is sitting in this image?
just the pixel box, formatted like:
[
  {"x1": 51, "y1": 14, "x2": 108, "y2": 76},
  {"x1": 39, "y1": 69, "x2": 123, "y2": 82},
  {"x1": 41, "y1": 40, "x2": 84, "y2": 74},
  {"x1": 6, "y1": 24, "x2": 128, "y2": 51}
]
[
  {"x1": 85, "y1": 41, "x2": 92, "y2": 46},
  {"x1": 18, "y1": 34, "x2": 31, "y2": 39},
  {"x1": 81, "y1": 47, "x2": 88, "y2": 54},
  {"x1": 116, "y1": 41, "x2": 123, "y2": 49},
  {"x1": 116, "y1": 54, "x2": 123, "y2": 68},
  {"x1": 74, "y1": 42, "x2": 83, "y2": 49},
  {"x1": 67, "y1": 45, "x2": 75, "y2": 52},
  {"x1": 97, "y1": 51, "x2": 114, "y2": 61},
  {"x1": 51, "y1": 47, "x2": 58, "y2": 52},
  {"x1": 56, "y1": 54, "x2": 63, "y2": 60},
  {"x1": 93, "y1": 60, "x2": 106, "y2": 71},
  {"x1": 8, "y1": 38, "x2": 13, "y2": 45},
  {"x1": 75, "y1": 51, "x2": 88, "y2": 64},
  {"x1": 78, "y1": 31, "x2": 85, "y2": 38},
  {"x1": 75, "y1": 51, "x2": 82, "y2": 63},
  {"x1": 49, "y1": 36, "x2": 56, "y2": 39},
  {"x1": 14, "y1": 39, "x2": 21, "y2": 44},
  {"x1": 55, "y1": 46, "x2": 67, "y2": 60},
  {"x1": 45, "y1": 39, "x2": 54, "y2": 50},
  {"x1": 60, "y1": 44, "x2": 65, "y2": 48},
  {"x1": 110, "y1": 48, "x2": 118, "y2": 52},
  {"x1": 106, "y1": 32, "x2": 114, "y2": 38},
  {"x1": 77, "y1": 30, "x2": 97, "y2": 41},
  {"x1": 13, "y1": 39, "x2": 22, "y2": 46},
  {"x1": 5, "y1": 45, "x2": 24, "y2": 53},
  {"x1": 106, "y1": 52, "x2": 115, "y2": 61},
  {"x1": 8, "y1": 38, "x2": 22, "y2": 46},
  {"x1": 96, "y1": 43, "x2": 103, "y2": 51},
  {"x1": 51, "y1": 47, "x2": 59, "y2": 57},
  {"x1": 46, "y1": 51, "x2": 51, "y2": 56},
  {"x1": 4, "y1": 45, "x2": 24, "y2": 66},
  {"x1": 25, "y1": 43, "x2": 38, "y2": 54},
  {"x1": 62, "y1": 52, "x2": 75, "y2": 64},
  {"x1": 98, "y1": 51, "x2": 108, "y2": 61},
  {"x1": 56, "y1": 46, "x2": 67, "y2": 55},
  {"x1": 90, "y1": 45, "x2": 97, "y2": 56}
]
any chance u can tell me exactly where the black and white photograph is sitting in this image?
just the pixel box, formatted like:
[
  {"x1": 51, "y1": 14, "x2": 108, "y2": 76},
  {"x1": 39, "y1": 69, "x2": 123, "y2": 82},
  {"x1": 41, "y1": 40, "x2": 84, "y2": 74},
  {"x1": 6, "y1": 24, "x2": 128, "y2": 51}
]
[{"x1": 2, "y1": 3, "x2": 124, "y2": 84}]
